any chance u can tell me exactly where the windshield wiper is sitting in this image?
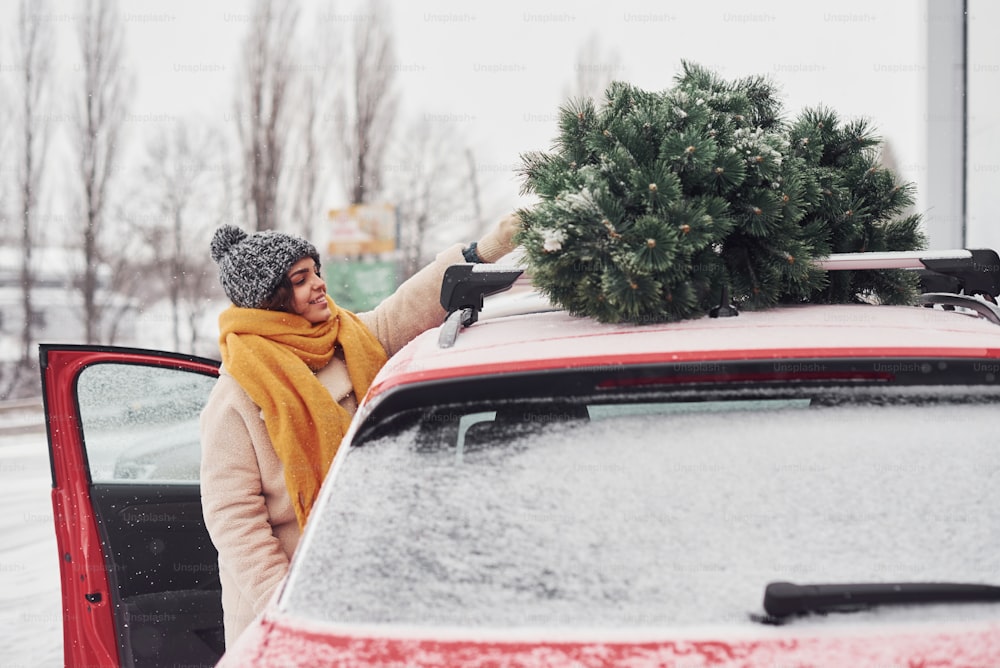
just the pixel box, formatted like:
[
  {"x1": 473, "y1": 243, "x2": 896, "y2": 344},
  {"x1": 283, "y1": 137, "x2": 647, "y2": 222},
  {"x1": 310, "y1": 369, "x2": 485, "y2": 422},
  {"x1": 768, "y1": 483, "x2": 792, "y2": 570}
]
[{"x1": 764, "y1": 580, "x2": 1000, "y2": 618}]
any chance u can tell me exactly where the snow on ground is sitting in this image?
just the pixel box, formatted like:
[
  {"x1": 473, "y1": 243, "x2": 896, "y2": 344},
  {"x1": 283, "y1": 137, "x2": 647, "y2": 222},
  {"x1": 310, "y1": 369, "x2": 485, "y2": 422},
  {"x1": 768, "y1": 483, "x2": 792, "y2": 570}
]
[{"x1": 0, "y1": 424, "x2": 64, "y2": 668}]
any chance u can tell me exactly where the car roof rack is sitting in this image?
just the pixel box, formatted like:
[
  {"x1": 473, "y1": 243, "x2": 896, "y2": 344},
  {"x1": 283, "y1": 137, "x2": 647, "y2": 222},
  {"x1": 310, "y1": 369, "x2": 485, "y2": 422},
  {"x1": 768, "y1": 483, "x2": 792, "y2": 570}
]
[
  {"x1": 711, "y1": 248, "x2": 1000, "y2": 322},
  {"x1": 438, "y1": 264, "x2": 524, "y2": 348},
  {"x1": 916, "y1": 293, "x2": 1000, "y2": 325},
  {"x1": 820, "y1": 248, "x2": 1000, "y2": 326},
  {"x1": 438, "y1": 249, "x2": 1000, "y2": 343},
  {"x1": 815, "y1": 248, "x2": 1000, "y2": 300}
]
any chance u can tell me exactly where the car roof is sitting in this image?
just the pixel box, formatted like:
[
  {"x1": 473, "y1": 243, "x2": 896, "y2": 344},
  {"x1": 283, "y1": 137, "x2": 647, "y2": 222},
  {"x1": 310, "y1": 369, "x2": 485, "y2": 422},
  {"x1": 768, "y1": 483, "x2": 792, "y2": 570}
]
[{"x1": 369, "y1": 294, "x2": 1000, "y2": 399}]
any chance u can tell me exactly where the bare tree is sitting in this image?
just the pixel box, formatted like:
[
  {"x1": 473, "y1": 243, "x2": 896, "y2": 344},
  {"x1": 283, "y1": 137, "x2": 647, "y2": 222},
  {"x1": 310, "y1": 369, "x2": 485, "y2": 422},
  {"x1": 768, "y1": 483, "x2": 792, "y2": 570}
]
[
  {"x1": 178, "y1": 258, "x2": 222, "y2": 356},
  {"x1": 289, "y1": 72, "x2": 323, "y2": 240},
  {"x1": 93, "y1": 218, "x2": 146, "y2": 346},
  {"x1": 131, "y1": 121, "x2": 227, "y2": 352},
  {"x1": 334, "y1": 0, "x2": 398, "y2": 205},
  {"x1": 465, "y1": 147, "x2": 483, "y2": 231},
  {"x1": 0, "y1": 44, "x2": 13, "y2": 398},
  {"x1": 233, "y1": 0, "x2": 300, "y2": 232},
  {"x1": 72, "y1": 0, "x2": 130, "y2": 344},
  {"x1": 10, "y1": 0, "x2": 54, "y2": 390},
  {"x1": 287, "y1": 31, "x2": 336, "y2": 241},
  {"x1": 387, "y1": 117, "x2": 478, "y2": 278},
  {"x1": 566, "y1": 33, "x2": 623, "y2": 101}
]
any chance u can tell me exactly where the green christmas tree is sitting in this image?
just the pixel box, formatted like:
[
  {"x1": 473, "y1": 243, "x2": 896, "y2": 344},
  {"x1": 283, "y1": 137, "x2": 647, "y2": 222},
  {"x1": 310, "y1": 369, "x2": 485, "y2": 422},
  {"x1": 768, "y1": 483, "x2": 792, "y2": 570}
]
[{"x1": 517, "y1": 62, "x2": 926, "y2": 324}]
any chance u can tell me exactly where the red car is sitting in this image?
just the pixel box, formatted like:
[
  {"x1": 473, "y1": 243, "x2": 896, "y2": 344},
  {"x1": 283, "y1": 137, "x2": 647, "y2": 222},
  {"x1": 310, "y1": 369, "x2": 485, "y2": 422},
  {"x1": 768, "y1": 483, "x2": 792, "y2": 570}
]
[{"x1": 42, "y1": 250, "x2": 1000, "y2": 667}]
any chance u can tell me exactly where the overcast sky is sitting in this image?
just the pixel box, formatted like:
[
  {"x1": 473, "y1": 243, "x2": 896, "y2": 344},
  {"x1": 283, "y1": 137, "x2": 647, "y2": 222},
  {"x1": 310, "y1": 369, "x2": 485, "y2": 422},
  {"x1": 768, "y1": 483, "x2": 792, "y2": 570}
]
[
  {"x1": 3, "y1": 0, "x2": 998, "y2": 251},
  {"x1": 115, "y1": 0, "x2": 928, "y2": 206}
]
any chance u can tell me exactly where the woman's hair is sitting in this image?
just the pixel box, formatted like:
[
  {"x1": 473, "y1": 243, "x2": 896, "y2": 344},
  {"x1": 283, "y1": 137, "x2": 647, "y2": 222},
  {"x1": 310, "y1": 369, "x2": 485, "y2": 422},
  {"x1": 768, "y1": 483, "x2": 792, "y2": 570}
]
[
  {"x1": 259, "y1": 275, "x2": 294, "y2": 312},
  {"x1": 259, "y1": 257, "x2": 323, "y2": 313}
]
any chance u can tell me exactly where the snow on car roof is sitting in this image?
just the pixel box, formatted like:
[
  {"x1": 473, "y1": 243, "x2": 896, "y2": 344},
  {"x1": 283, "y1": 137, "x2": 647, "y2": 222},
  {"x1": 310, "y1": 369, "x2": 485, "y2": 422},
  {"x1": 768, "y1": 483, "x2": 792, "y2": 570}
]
[{"x1": 370, "y1": 300, "x2": 1000, "y2": 397}]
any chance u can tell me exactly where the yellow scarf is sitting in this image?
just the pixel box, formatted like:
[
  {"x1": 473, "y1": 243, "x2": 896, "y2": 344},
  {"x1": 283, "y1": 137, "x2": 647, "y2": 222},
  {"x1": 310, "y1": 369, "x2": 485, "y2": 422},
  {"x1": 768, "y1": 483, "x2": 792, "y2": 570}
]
[{"x1": 218, "y1": 296, "x2": 388, "y2": 529}]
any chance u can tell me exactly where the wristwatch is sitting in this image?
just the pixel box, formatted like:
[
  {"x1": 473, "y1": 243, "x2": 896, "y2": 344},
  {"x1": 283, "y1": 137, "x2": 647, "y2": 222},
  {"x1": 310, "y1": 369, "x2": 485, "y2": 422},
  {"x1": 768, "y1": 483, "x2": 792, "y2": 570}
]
[{"x1": 462, "y1": 242, "x2": 484, "y2": 263}]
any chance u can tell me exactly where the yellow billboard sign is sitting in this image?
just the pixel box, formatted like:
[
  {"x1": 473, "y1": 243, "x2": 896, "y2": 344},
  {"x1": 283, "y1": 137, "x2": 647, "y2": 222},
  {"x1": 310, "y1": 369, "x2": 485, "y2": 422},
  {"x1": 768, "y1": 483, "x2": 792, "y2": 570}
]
[{"x1": 327, "y1": 203, "x2": 397, "y2": 256}]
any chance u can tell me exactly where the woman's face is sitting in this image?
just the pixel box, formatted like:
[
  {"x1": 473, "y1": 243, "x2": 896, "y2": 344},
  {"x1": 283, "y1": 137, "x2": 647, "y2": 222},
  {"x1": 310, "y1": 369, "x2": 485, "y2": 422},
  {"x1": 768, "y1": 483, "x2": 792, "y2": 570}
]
[{"x1": 287, "y1": 257, "x2": 332, "y2": 324}]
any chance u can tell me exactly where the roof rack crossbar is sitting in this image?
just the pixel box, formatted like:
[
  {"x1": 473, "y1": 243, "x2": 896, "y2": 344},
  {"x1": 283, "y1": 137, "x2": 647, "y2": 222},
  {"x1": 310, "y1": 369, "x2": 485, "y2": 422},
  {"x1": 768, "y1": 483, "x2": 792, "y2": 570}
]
[{"x1": 817, "y1": 248, "x2": 1000, "y2": 299}]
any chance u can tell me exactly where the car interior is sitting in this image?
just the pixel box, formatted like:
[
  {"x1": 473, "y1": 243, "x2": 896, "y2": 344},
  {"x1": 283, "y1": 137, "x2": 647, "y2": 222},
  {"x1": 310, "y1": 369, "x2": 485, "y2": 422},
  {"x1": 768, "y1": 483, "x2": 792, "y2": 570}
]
[{"x1": 89, "y1": 483, "x2": 224, "y2": 668}]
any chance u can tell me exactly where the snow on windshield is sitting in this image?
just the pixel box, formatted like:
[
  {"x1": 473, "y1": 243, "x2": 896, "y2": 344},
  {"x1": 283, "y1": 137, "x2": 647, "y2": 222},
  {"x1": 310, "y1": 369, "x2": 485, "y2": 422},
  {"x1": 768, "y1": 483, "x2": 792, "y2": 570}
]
[{"x1": 284, "y1": 396, "x2": 1000, "y2": 629}]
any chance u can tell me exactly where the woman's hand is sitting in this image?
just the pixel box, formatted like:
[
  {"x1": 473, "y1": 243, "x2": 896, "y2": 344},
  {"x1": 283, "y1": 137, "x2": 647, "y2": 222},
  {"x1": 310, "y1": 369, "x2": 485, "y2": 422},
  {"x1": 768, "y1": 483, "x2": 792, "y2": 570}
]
[{"x1": 474, "y1": 213, "x2": 523, "y2": 263}]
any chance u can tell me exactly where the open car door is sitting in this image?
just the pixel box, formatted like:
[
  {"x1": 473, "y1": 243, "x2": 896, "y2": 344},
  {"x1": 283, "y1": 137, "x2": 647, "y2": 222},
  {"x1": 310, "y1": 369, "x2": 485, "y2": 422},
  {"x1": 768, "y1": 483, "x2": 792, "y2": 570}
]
[{"x1": 40, "y1": 344, "x2": 223, "y2": 668}]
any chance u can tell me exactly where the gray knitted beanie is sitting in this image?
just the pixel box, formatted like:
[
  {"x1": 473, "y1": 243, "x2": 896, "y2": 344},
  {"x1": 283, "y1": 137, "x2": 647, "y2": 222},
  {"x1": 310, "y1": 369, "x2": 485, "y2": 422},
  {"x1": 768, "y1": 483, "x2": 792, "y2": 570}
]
[{"x1": 210, "y1": 224, "x2": 320, "y2": 308}]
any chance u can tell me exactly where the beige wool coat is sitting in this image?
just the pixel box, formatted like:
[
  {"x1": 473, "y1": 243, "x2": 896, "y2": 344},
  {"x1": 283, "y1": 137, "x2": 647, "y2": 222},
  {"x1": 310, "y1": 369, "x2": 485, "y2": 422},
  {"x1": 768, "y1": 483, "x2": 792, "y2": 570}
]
[{"x1": 200, "y1": 244, "x2": 468, "y2": 648}]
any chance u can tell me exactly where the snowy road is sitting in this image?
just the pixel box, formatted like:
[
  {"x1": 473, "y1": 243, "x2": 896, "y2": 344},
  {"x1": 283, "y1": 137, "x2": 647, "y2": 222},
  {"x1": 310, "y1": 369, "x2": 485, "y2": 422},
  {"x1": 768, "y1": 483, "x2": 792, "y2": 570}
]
[{"x1": 0, "y1": 427, "x2": 64, "y2": 668}]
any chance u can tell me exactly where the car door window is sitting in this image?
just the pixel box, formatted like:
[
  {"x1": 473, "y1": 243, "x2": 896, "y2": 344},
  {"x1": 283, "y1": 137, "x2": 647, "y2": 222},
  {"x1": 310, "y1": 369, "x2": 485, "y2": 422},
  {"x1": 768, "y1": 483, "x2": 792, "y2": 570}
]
[{"x1": 76, "y1": 362, "x2": 216, "y2": 483}]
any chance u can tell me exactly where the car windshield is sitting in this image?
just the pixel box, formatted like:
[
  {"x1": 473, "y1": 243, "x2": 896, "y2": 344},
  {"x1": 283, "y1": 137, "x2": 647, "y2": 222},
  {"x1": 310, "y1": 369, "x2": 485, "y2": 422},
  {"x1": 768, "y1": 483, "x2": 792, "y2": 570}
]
[{"x1": 282, "y1": 377, "x2": 1000, "y2": 630}]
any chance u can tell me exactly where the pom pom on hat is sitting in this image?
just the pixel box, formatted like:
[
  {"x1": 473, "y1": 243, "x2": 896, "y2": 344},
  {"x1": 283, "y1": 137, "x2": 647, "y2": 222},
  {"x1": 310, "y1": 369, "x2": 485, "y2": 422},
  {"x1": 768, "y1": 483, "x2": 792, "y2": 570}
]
[
  {"x1": 210, "y1": 224, "x2": 247, "y2": 264},
  {"x1": 210, "y1": 224, "x2": 320, "y2": 309}
]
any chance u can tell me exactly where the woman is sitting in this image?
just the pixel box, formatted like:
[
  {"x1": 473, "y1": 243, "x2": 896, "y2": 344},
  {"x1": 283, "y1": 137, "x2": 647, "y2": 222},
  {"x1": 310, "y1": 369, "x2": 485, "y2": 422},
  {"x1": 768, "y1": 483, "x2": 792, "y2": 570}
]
[{"x1": 200, "y1": 215, "x2": 521, "y2": 646}]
